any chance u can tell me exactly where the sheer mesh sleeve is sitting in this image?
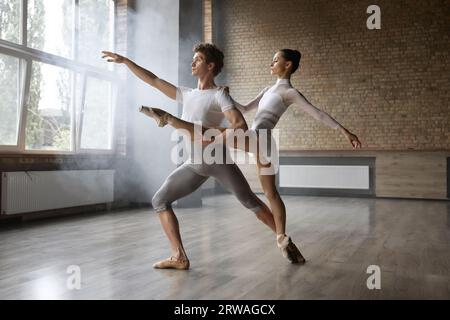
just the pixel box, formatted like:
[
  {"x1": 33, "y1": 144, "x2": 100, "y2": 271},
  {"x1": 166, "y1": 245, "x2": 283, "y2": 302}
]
[
  {"x1": 233, "y1": 87, "x2": 269, "y2": 114},
  {"x1": 284, "y1": 88, "x2": 342, "y2": 129}
]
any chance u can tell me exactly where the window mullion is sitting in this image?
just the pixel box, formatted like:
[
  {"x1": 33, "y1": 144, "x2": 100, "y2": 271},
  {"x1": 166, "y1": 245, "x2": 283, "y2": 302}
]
[
  {"x1": 16, "y1": 57, "x2": 23, "y2": 147},
  {"x1": 17, "y1": 58, "x2": 32, "y2": 151}
]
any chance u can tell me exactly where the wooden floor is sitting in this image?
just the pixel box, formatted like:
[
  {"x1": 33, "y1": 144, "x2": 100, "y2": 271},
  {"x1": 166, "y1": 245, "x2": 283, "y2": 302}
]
[{"x1": 0, "y1": 195, "x2": 449, "y2": 300}]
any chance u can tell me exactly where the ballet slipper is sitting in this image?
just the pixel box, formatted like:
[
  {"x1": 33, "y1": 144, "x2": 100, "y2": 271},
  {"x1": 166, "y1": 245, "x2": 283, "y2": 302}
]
[
  {"x1": 277, "y1": 234, "x2": 306, "y2": 264},
  {"x1": 139, "y1": 106, "x2": 170, "y2": 127},
  {"x1": 153, "y1": 256, "x2": 190, "y2": 270}
]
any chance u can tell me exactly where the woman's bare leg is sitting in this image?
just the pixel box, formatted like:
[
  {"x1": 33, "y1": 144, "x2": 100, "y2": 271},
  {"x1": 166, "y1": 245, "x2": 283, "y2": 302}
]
[
  {"x1": 256, "y1": 157, "x2": 305, "y2": 264},
  {"x1": 256, "y1": 161, "x2": 286, "y2": 235}
]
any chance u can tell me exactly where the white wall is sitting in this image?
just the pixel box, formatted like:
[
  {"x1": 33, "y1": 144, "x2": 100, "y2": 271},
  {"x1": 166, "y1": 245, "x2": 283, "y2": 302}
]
[{"x1": 127, "y1": 0, "x2": 179, "y2": 202}]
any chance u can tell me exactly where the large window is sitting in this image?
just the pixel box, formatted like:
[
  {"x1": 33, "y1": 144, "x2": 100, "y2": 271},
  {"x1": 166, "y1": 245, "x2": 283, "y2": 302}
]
[{"x1": 0, "y1": 0, "x2": 116, "y2": 153}]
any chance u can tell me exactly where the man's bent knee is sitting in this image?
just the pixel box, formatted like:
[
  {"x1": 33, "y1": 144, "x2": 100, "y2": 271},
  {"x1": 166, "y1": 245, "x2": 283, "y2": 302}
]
[{"x1": 152, "y1": 192, "x2": 172, "y2": 213}]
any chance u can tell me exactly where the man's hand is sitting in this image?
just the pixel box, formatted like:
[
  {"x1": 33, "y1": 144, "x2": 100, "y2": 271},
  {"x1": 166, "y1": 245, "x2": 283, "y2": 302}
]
[
  {"x1": 218, "y1": 85, "x2": 230, "y2": 94},
  {"x1": 223, "y1": 109, "x2": 248, "y2": 131},
  {"x1": 101, "y1": 51, "x2": 177, "y2": 99},
  {"x1": 101, "y1": 51, "x2": 127, "y2": 63}
]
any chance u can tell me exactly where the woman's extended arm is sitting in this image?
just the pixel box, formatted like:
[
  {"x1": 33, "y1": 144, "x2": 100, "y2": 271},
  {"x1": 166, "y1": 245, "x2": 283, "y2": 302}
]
[
  {"x1": 231, "y1": 87, "x2": 269, "y2": 114},
  {"x1": 284, "y1": 88, "x2": 362, "y2": 149}
]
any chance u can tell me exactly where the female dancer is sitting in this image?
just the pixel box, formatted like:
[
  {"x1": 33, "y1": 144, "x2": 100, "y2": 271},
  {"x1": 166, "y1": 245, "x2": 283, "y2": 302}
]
[{"x1": 141, "y1": 49, "x2": 361, "y2": 263}]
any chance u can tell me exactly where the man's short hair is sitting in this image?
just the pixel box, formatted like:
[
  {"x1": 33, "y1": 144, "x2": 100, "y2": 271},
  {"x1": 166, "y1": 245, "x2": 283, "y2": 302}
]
[{"x1": 193, "y1": 43, "x2": 224, "y2": 76}]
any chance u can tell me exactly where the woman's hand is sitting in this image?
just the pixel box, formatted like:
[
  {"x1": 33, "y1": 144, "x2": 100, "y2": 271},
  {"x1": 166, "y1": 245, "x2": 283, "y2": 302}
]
[
  {"x1": 341, "y1": 128, "x2": 362, "y2": 149},
  {"x1": 101, "y1": 51, "x2": 127, "y2": 63}
]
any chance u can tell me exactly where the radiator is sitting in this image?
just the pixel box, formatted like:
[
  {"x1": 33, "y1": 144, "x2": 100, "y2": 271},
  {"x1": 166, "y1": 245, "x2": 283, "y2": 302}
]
[
  {"x1": 279, "y1": 165, "x2": 369, "y2": 190},
  {"x1": 1, "y1": 170, "x2": 114, "y2": 215}
]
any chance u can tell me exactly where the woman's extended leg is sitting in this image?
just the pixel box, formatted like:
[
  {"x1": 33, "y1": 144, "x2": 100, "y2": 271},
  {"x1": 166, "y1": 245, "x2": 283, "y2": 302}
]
[
  {"x1": 256, "y1": 157, "x2": 305, "y2": 264},
  {"x1": 256, "y1": 162, "x2": 286, "y2": 235}
]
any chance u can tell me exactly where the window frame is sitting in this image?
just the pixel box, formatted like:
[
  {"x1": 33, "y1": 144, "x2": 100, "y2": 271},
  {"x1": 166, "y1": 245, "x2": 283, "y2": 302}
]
[{"x1": 0, "y1": 0, "x2": 118, "y2": 155}]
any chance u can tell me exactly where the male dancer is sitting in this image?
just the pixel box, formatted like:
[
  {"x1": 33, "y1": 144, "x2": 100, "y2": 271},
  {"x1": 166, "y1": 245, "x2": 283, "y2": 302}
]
[{"x1": 102, "y1": 43, "x2": 304, "y2": 270}]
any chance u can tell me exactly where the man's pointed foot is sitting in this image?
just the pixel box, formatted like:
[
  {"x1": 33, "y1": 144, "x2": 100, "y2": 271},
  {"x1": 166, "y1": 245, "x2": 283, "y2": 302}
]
[{"x1": 139, "y1": 106, "x2": 169, "y2": 127}]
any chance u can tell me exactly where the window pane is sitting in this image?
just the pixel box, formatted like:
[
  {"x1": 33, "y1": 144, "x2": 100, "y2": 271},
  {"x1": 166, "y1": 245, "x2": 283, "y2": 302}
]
[
  {"x1": 0, "y1": 53, "x2": 20, "y2": 145},
  {"x1": 0, "y1": 0, "x2": 20, "y2": 43},
  {"x1": 81, "y1": 77, "x2": 113, "y2": 150},
  {"x1": 26, "y1": 61, "x2": 73, "y2": 151},
  {"x1": 27, "y1": 0, "x2": 73, "y2": 58},
  {"x1": 78, "y1": 0, "x2": 114, "y2": 68}
]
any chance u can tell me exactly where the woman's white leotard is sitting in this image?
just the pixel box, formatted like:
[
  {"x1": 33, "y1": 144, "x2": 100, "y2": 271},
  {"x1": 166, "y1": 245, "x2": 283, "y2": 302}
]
[{"x1": 234, "y1": 78, "x2": 342, "y2": 131}]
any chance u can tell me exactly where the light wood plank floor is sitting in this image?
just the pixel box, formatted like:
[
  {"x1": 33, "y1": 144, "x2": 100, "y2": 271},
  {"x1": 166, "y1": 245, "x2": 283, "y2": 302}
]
[{"x1": 0, "y1": 195, "x2": 449, "y2": 300}]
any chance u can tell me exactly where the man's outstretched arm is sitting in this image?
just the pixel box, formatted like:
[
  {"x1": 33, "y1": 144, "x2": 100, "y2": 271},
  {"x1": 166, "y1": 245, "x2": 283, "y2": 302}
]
[{"x1": 102, "y1": 51, "x2": 177, "y2": 100}]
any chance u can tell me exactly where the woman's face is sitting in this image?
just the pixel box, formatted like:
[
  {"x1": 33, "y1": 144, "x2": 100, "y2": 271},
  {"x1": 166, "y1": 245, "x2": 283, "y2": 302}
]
[{"x1": 270, "y1": 51, "x2": 288, "y2": 76}]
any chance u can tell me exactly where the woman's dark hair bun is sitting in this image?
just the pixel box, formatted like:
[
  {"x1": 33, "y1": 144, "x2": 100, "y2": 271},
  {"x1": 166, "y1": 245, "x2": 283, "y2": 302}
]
[{"x1": 280, "y1": 49, "x2": 301, "y2": 73}]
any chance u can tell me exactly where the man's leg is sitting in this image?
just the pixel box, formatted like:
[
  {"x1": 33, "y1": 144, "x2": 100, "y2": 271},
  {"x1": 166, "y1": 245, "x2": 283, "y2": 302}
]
[
  {"x1": 209, "y1": 163, "x2": 276, "y2": 232},
  {"x1": 152, "y1": 164, "x2": 208, "y2": 269},
  {"x1": 157, "y1": 209, "x2": 187, "y2": 261}
]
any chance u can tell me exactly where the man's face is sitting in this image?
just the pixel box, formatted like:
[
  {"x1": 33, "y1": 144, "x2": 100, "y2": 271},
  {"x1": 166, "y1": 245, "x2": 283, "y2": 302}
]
[{"x1": 191, "y1": 52, "x2": 212, "y2": 77}]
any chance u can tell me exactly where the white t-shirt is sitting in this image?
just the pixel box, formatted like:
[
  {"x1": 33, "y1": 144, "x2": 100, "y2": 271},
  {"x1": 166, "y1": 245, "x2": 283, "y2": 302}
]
[
  {"x1": 176, "y1": 86, "x2": 236, "y2": 165},
  {"x1": 176, "y1": 86, "x2": 235, "y2": 128}
]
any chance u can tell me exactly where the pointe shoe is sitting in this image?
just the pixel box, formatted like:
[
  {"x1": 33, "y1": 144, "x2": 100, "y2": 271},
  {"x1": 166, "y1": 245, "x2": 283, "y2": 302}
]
[
  {"x1": 139, "y1": 106, "x2": 169, "y2": 127},
  {"x1": 277, "y1": 235, "x2": 306, "y2": 264},
  {"x1": 153, "y1": 256, "x2": 190, "y2": 270}
]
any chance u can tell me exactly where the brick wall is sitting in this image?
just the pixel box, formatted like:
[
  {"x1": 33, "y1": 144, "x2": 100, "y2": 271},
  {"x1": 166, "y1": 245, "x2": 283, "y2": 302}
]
[{"x1": 215, "y1": 0, "x2": 449, "y2": 151}]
